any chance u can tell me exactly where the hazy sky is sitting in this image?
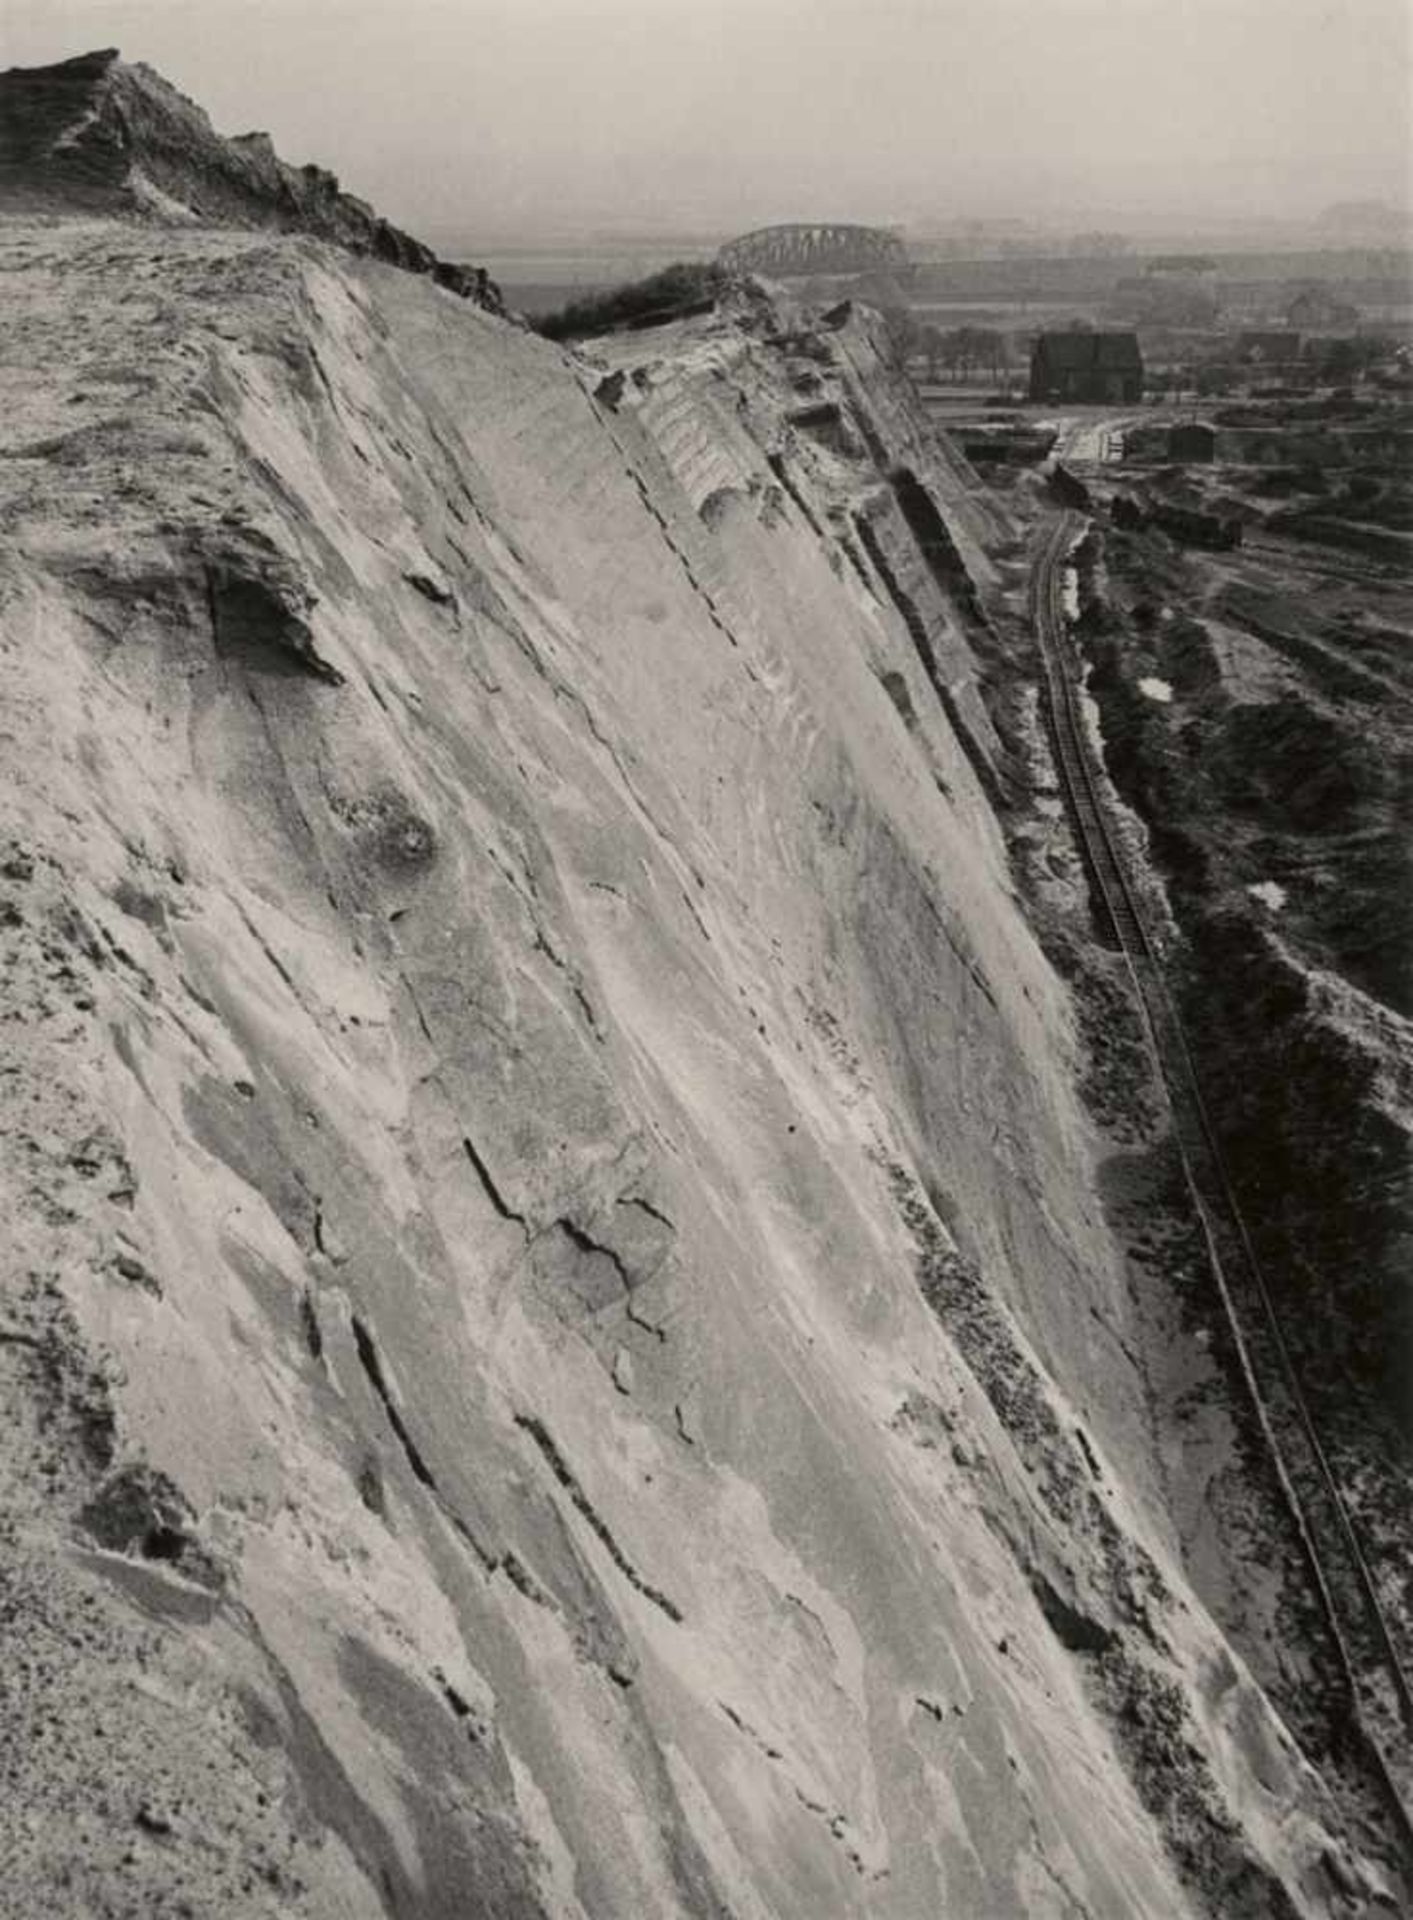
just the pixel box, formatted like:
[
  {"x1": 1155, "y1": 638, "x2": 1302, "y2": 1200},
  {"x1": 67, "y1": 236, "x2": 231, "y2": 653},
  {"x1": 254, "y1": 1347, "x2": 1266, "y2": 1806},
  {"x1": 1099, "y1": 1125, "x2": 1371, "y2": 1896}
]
[{"x1": 4, "y1": 0, "x2": 1410, "y2": 240}]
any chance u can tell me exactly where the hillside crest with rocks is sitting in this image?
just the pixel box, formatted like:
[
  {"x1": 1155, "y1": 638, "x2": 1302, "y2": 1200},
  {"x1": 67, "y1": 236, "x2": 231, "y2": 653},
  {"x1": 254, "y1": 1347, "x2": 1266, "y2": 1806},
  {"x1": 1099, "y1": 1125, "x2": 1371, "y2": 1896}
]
[{"x1": 0, "y1": 48, "x2": 505, "y2": 311}]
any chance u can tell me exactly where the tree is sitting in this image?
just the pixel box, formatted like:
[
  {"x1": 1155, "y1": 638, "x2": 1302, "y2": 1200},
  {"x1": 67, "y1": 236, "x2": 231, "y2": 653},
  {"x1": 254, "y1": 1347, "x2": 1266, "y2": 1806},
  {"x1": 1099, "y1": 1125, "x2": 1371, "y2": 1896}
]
[
  {"x1": 879, "y1": 305, "x2": 921, "y2": 372},
  {"x1": 536, "y1": 263, "x2": 728, "y2": 340},
  {"x1": 944, "y1": 325, "x2": 996, "y2": 382},
  {"x1": 973, "y1": 329, "x2": 1009, "y2": 379},
  {"x1": 1315, "y1": 336, "x2": 1377, "y2": 382}
]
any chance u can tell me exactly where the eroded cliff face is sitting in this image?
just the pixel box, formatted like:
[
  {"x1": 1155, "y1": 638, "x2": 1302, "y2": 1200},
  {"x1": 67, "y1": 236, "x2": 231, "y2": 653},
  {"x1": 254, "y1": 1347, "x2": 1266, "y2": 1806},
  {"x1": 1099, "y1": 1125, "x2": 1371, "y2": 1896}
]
[{"x1": 0, "y1": 219, "x2": 1391, "y2": 1917}]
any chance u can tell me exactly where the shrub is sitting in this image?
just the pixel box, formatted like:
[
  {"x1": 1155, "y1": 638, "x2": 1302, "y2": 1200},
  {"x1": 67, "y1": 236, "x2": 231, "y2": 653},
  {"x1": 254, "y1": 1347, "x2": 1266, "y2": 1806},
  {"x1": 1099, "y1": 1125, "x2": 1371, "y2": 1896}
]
[{"x1": 536, "y1": 262, "x2": 729, "y2": 341}]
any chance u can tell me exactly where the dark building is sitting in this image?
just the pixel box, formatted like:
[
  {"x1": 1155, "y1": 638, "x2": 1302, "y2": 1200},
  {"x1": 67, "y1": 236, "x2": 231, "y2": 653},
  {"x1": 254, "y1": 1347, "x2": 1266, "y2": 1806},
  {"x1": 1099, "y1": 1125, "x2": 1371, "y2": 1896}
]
[
  {"x1": 1029, "y1": 331, "x2": 1143, "y2": 403},
  {"x1": 1169, "y1": 420, "x2": 1217, "y2": 462}
]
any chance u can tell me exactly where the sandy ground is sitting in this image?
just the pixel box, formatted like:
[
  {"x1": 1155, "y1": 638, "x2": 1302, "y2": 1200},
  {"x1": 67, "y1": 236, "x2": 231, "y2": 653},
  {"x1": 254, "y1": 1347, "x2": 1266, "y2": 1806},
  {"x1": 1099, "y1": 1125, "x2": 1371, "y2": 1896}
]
[{"x1": 0, "y1": 219, "x2": 1393, "y2": 1916}]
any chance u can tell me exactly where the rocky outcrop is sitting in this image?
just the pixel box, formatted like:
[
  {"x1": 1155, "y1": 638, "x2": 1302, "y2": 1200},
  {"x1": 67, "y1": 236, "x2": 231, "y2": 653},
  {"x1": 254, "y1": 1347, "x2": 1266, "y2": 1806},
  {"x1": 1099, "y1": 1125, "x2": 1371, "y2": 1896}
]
[{"x1": 0, "y1": 49, "x2": 504, "y2": 311}]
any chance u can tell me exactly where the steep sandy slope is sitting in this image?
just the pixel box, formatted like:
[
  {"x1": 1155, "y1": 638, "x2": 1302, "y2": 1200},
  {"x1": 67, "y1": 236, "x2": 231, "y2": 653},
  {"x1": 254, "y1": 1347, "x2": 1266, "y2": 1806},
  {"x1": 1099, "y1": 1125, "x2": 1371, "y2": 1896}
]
[{"x1": 0, "y1": 221, "x2": 1390, "y2": 1915}]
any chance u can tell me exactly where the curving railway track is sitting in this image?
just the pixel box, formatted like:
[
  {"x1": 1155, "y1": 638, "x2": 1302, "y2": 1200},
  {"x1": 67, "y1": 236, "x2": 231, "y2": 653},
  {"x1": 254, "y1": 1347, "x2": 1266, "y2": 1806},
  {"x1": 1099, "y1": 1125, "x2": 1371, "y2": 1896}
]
[{"x1": 1031, "y1": 510, "x2": 1413, "y2": 1855}]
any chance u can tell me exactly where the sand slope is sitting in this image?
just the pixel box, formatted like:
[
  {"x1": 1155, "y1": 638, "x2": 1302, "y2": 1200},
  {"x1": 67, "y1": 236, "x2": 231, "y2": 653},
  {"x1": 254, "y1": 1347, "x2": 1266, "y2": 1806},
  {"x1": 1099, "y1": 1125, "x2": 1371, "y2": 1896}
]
[{"x1": 0, "y1": 222, "x2": 1378, "y2": 1915}]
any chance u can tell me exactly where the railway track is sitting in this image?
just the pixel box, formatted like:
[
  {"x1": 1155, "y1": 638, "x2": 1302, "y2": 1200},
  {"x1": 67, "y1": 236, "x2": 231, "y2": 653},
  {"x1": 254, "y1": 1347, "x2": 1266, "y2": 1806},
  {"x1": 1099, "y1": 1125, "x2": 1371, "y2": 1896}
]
[{"x1": 1031, "y1": 511, "x2": 1413, "y2": 1852}]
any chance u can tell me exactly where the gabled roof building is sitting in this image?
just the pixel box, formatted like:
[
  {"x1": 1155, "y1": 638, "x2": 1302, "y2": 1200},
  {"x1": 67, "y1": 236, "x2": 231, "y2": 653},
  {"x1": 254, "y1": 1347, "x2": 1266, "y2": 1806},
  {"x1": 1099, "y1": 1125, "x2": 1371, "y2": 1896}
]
[{"x1": 1029, "y1": 331, "x2": 1144, "y2": 403}]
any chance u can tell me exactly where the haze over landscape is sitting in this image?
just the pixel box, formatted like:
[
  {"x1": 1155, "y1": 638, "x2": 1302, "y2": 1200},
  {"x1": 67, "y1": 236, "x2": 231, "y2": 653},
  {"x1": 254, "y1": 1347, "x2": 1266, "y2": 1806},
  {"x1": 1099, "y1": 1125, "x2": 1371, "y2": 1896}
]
[{"x1": 4, "y1": 0, "x2": 1411, "y2": 241}]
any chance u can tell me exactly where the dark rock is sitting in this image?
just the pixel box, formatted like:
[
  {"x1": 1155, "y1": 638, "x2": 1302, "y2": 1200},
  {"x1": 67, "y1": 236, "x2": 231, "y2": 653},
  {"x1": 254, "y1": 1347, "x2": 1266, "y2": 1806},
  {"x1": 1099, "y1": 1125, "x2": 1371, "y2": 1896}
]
[
  {"x1": 403, "y1": 571, "x2": 456, "y2": 607},
  {"x1": 357, "y1": 1458, "x2": 386, "y2": 1516},
  {"x1": 199, "y1": 534, "x2": 343, "y2": 684},
  {"x1": 111, "y1": 1250, "x2": 162, "y2": 1297},
  {"x1": 78, "y1": 1461, "x2": 222, "y2": 1586},
  {"x1": 1029, "y1": 1571, "x2": 1116, "y2": 1656}
]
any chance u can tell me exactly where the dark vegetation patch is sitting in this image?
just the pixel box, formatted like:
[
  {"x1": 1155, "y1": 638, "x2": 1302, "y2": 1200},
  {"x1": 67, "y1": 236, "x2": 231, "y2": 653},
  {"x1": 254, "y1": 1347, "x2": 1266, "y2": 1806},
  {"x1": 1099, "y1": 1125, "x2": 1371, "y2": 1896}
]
[
  {"x1": 1038, "y1": 926, "x2": 1163, "y2": 1144},
  {"x1": 329, "y1": 785, "x2": 438, "y2": 874},
  {"x1": 882, "y1": 1156, "x2": 1311, "y2": 1913},
  {"x1": 1066, "y1": 524, "x2": 1413, "y2": 1849},
  {"x1": 1078, "y1": 528, "x2": 1413, "y2": 1424},
  {"x1": 1094, "y1": 1650, "x2": 1302, "y2": 1919},
  {"x1": 536, "y1": 263, "x2": 730, "y2": 341},
  {"x1": 1, "y1": 1285, "x2": 118, "y2": 1480},
  {"x1": 882, "y1": 1155, "x2": 1168, "y2": 1614},
  {"x1": 1212, "y1": 699, "x2": 1382, "y2": 831},
  {"x1": 1021, "y1": 537, "x2": 1409, "y2": 1805},
  {"x1": 1176, "y1": 915, "x2": 1413, "y2": 1418}
]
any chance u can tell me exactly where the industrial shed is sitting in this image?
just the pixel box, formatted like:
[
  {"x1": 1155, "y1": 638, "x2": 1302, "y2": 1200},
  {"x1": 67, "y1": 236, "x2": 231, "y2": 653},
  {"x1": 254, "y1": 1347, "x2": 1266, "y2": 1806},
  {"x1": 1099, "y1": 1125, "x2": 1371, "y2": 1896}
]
[{"x1": 1029, "y1": 331, "x2": 1144, "y2": 403}]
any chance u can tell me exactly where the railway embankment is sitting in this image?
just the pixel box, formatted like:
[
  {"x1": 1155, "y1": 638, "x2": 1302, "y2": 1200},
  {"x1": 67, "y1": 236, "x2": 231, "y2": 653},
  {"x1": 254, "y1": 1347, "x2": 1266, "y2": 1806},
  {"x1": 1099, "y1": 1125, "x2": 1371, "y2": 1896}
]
[
  {"x1": 1048, "y1": 508, "x2": 1413, "y2": 1855},
  {"x1": 1033, "y1": 510, "x2": 1413, "y2": 1853}
]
